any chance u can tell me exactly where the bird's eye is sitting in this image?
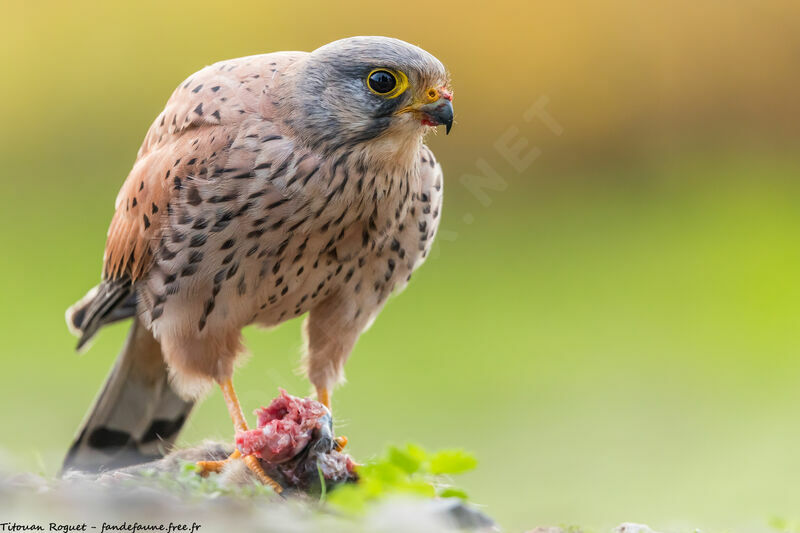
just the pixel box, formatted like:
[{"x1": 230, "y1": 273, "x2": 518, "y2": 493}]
[
  {"x1": 366, "y1": 69, "x2": 408, "y2": 98},
  {"x1": 368, "y1": 70, "x2": 397, "y2": 94}
]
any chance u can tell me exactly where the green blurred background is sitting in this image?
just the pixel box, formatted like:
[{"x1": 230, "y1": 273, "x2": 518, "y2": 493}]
[{"x1": 3, "y1": 1, "x2": 800, "y2": 531}]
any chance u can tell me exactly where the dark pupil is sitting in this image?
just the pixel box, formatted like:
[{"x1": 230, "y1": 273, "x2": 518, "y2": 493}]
[{"x1": 369, "y1": 71, "x2": 396, "y2": 94}]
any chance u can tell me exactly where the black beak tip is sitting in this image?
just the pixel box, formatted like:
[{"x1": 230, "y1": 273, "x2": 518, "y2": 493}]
[{"x1": 439, "y1": 100, "x2": 454, "y2": 135}]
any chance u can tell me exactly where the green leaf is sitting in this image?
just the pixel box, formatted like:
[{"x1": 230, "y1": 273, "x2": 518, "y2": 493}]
[
  {"x1": 428, "y1": 449, "x2": 477, "y2": 475},
  {"x1": 387, "y1": 445, "x2": 423, "y2": 474},
  {"x1": 327, "y1": 443, "x2": 478, "y2": 515},
  {"x1": 180, "y1": 461, "x2": 201, "y2": 475},
  {"x1": 396, "y1": 479, "x2": 436, "y2": 498},
  {"x1": 317, "y1": 462, "x2": 328, "y2": 502},
  {"x1": 358, "y1": 462, "x2": 407, "y2": 485},
  {"x1": 327, "y1": 484, "x2": 368, "y2": 514},
  {"x1": 438, "y1": 487, "x2": 469, "y2": 500},
  {"x1": 405, "y1": 443, "x2": 428, "y2": 463}
]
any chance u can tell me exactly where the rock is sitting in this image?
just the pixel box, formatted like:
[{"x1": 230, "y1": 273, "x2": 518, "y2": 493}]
[{"x1": 1, "y1": 464, "x2": 497, "y2": 533}]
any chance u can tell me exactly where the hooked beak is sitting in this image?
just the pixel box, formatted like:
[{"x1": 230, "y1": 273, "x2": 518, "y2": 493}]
[
  {"x1": 419, "y1": 98, "x2": 454, "y2": 134},
  {"x1": 397, "y1": 86, "x2": 455, "y2": 134}
]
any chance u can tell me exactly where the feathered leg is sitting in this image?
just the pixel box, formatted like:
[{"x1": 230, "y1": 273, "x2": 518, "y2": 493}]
[{"x1": 305, "y1": 297, "x2": 365, "y2": 453}]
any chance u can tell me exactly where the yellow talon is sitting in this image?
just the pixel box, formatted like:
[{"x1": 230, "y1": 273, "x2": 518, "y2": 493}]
[{"x1": 197, "y1": 378, "x2": 283, "y2": 493}]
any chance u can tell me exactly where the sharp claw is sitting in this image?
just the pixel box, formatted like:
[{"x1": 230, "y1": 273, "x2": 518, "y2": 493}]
[{"x1": 243, "y1": 455, "x2": 283, "y2": 493}]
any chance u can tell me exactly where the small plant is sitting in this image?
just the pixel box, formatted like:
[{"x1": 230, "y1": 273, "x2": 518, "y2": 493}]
[
  {"x1": 126, "y1": 443, "x2": 478, "y2": 515},
  {"x1": 325, "y1": 443, "x2": 478, "y2": 513},
  {"x1": 135, "y1": 461, "x2": 276, "y2": 499}
]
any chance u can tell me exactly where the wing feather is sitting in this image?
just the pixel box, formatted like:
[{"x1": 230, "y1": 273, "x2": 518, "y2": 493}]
[{"x1": 103, "y1": 53, "x2": 300, "y2": 281}]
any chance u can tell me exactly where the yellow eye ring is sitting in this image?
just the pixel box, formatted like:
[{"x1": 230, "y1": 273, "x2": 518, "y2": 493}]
[{"x1": 367, "y1": 68, "x2": 409, "y2": 99}]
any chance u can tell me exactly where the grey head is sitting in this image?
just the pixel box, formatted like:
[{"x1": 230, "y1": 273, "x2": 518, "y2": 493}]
[{"x1": 283, "y1": 36, "x2": 453, "y2": 156}]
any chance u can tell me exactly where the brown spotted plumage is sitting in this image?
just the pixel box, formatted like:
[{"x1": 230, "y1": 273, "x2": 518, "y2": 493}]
[{"x1": 64, "y1": 37, "x2": 453, "y2": 477}]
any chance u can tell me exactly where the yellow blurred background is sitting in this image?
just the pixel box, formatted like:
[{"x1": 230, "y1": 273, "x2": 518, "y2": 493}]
[{"x1": 2, "y1": 1, "x2": 800, "y2": 531}]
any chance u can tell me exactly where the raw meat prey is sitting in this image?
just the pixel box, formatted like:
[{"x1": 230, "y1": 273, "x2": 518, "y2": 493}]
[{"x1": 235, "y1": 389, "x2": 356, "y2": 491}]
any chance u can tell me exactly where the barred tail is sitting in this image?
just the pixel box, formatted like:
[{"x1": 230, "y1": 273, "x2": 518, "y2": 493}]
[{"x1": 62, "y1": 317, "x2": 194, "y2": 473}]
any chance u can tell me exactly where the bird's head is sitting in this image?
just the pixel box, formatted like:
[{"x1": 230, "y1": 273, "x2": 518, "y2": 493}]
[{"x1": 284, "y1": 36, "x2": 453, "y2": 157}]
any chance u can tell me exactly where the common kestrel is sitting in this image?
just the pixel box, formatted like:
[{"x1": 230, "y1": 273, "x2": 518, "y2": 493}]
[{"x1": 64, "y1": 36, "x2": 452, "y2": 488}]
